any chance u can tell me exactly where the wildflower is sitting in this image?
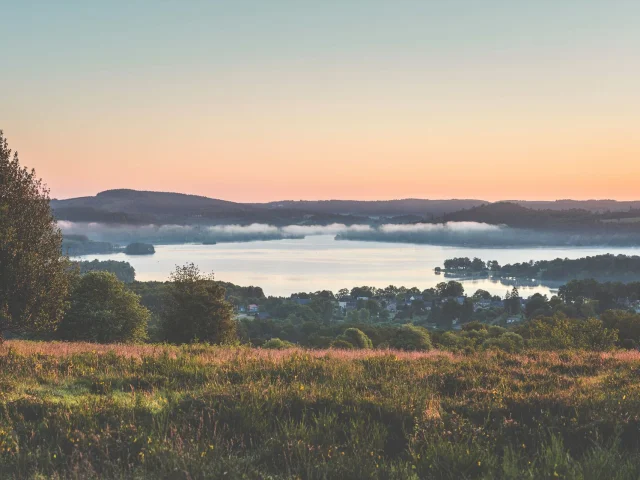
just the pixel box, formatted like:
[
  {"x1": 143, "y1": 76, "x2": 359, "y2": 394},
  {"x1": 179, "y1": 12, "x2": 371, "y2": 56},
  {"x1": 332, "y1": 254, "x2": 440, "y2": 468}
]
[{"x1": 299, "y1": 385, "x2": 305, "y2": 391}]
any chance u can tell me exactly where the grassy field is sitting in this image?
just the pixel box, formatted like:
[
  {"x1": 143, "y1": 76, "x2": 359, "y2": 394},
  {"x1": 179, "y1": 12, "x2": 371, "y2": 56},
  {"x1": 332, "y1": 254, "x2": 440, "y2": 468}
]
[{"x1": 1, "y1": 342, "x2": 640, "y2": 479}]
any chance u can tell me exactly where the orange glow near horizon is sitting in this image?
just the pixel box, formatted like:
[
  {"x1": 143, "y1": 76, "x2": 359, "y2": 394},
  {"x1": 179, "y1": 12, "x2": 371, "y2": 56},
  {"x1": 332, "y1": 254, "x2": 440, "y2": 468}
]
[{"x1": 3, "y1": 2, "x2": 640, "y2": 202}]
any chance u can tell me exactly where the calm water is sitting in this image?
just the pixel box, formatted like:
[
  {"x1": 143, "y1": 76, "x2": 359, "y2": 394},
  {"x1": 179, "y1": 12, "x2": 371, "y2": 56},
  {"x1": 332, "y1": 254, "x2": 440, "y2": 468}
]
[{"x1": 78, "y1": 235, "x2": 640, "y2": 297}]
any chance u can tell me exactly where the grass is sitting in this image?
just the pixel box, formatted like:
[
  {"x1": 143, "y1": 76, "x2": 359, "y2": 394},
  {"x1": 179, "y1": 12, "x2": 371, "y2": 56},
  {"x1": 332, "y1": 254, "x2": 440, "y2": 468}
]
[{"x1": 1, "y1": 341, "x2": 640, "y2": 479}]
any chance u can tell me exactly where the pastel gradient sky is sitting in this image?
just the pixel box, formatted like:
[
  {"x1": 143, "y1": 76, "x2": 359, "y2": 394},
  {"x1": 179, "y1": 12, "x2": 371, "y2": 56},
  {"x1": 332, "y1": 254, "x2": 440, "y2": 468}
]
[{"x1": 3, "y1": 1, "x2": 639, "y2": 201}]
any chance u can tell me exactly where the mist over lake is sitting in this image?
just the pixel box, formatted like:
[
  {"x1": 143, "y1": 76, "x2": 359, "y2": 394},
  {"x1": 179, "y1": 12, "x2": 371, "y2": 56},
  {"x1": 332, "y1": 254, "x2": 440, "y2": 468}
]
[{"x1": 76, "y1": 235, "x2": 640, "y2": 297}]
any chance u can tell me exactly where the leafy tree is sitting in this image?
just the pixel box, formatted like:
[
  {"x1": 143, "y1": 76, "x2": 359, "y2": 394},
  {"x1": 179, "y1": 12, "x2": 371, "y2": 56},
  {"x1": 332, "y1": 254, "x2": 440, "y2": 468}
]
[
  {"x1": 472, "y1": 289, "x2": 492, "y2": 301},
  {"x1": 436, "y1": 281, "x2": 464, "y2": 298},
  {"x1": 338, "y1": 328, "x2": 373, "y2": 349},
  {"x1": 58, "y1": 272, "x2": 148, "y2": 343},
  {"x1": 525, "y1": 293, "x2": 550, "y2": 318},
  {"x1": 75, "y1": 259, "x2": 136, "y2": 283},
  {"x1": 357, "y1": 308, "x2": 371, "y2": 323},
  {"x1": 389, "y1": 324, "x2": 432, "y2": 351},
  {"x1": 601, "y1": 310, "x2": 640, "y2": 346},
  {"x1": 161, "y1": 263, "x2": 236, "y2": 344},
  {"x1": 0, "y1": 131, "x2": 71, "y2": 342}
]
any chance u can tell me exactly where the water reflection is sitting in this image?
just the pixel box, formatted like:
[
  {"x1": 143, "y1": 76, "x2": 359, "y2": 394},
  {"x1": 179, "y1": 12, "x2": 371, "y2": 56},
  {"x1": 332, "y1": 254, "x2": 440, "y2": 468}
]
[{"x1": 77, "y1": 235, "x2": 640, "y2": 298}]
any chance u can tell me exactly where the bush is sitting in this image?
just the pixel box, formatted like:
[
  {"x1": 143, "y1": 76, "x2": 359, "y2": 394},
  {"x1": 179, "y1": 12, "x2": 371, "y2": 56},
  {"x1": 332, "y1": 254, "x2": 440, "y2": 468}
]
[
  {"x1": 389, "y1": 324, "x2": 432, "y2": 351},
  {"x1": 482, "y1": 332, "x2": 524, "y2": 353},
  {"x1": 488, "y1": 325, "x2": 507, "y2": 338},
  {"x1": 58, "y1": 272, "x2": 149, "y2": 343},
  {"x1": 520, "y1": 314, "x2": 618, "y2": 351},
  {"x1": 330, "y1": 339, "x2": 355, "y2": 349},
  {"x1": 262, "y1": 338, "x2": 294, "y2": 349},
  {"x1": 337, "y1": 328, "x2": 373, "y2": 349}
]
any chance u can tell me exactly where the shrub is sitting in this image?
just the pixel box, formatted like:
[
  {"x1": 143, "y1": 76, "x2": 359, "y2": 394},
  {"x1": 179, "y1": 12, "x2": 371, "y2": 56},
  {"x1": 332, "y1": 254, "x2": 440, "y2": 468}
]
[
  {"x1": 330, "y1": 339, "x2": 354, "y2": 349},
  {"x1": 262, "y1": 338, "x2": 294, "y2": 349},
  {"x1": 389, "y1": 324, "x2": 432, "y2": 351},
  {"x1": 337, "y1": 328, "x2": 373, "y2": 349},
  {"x1": 58, "y1": 271, "x2": 149, "y2": 343},
  {"x1": 482, "y1": 332, "x2": 524, "y2": 353},
  {"x1": 487, "y1": 325, "x2": 507, "y2": 338}
]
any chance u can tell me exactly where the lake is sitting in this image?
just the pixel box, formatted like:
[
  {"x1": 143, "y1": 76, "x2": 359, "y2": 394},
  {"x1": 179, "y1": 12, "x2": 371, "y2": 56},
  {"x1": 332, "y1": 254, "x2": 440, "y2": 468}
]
[{"x1": 77, "y1": 235, "x2": 640, "y2": 297}]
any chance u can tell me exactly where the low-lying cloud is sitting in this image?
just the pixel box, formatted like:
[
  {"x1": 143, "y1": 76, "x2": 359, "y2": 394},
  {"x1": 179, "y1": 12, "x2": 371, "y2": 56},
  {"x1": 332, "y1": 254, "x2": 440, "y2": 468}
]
[
  {"x1": 58, "y1": 221, "x2": 372, "y2": 245},
  {"x1": 337, "y1": 222, "x2": 640, "y2": 247},
  {"x1": 59, "y1": 220, "x2": 640, "y2": 247}
]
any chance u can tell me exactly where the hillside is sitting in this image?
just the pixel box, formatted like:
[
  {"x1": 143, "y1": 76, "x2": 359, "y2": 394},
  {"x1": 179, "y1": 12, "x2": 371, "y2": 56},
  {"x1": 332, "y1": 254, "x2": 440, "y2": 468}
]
[
  {"x1": 257, "y1": 198, "x2": 488, "y2": 217},
  {"x1": 2, "y1": 342, "x2": 639, "y2": 479},
  {"x1": 51, "y1": 189, "x2": 364, "y2": 226},
  {"x1": 51, "y1": 190, "x2": 640, "y2": 229},
  {"x1": 438, "y1": 202, "x2": 602, "y2": 229}
]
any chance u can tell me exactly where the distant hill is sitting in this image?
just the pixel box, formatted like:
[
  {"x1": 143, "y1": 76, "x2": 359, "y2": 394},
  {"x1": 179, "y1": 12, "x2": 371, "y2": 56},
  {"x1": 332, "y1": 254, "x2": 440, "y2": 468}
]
[
  {"x1": 256, "y1": 199, "x2": 488, "y2": 218},
  {"x1": 51, "y1": 189, "x2": 364, "y2": 226},
  {"x1": 51, "y1": 189, "x2": 640, "y2": 227},
  {"x1": 514, "y1": 199, "x2": 640, "y2": 212},
  {"x1": 437, "y1": 202, "x2": 640, "y2": 233}
]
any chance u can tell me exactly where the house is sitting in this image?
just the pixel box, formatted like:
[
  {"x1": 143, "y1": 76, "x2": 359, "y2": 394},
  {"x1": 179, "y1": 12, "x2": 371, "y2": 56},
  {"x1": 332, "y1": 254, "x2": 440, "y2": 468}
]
[
  {"x1": 356, "y1": 296, "x2": 369, "y2": 302},
  {"x1": 248, "y1": 304, "x2": 259, "y2": 313},
  {"x1": 386, "y1": 301, "x2": 397, "y2": 313},
  {"x1": 474, "y1": 300, "x2": 492, "y2": 311}
]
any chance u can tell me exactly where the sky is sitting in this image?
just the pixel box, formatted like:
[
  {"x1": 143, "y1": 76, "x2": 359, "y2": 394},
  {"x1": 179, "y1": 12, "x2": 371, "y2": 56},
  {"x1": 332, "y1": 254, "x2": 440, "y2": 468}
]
[{"x1": 2, "y1": 1, "x2": 639, "y2": 202}]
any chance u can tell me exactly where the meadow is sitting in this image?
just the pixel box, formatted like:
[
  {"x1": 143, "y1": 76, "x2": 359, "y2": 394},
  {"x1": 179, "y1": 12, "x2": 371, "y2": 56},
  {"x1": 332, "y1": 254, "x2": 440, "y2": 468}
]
[{"x1": 1, "y1": 342, "x2": 640, "y2": 479}]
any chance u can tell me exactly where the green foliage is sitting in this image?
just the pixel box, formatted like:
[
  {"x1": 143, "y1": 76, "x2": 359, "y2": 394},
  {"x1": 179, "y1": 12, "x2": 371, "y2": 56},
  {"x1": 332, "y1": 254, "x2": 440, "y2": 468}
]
[
  {"x1": 75, "y1": 259, "x2": 136, "y2": 283},
  {"x1": 0, "y1": 131, "x2": 71, "y2": 341},
  {"x1": 520, "y1": 314, "x2": 618, "y2": 351},
  {"x1": 262, "y1": 338, "x2": 294, "y2": 349},
  {"x1": 330, "y1": 338, "x2": 355, "y2": 349},
  {"x1": 337, "y1": 328, "x2": 373, "y2": 349},
  {"x1": 58, "y1": 272, "x2": 149, "y2": 343},
  {"x1": 435, "y1": 280, "x2": 464, "y2": 298},
  {"x1": 482, "y1": 332, "x2": 524, "y2": 353},
  {"x1": 124, "y1": 242, "x2": 155, "y2": 255},
  {"x1": 388, "y1": 324, "x2": 432, "y2": 351},
  {"x1": 601, "y1": 310, "x2": 640, "y2": 346},
  {"x1": 1, "y1": 343, "x2": 640, "y2": 478},
  {"x1": 161, "y1": 263, "x2": 236, "y2": 344}
]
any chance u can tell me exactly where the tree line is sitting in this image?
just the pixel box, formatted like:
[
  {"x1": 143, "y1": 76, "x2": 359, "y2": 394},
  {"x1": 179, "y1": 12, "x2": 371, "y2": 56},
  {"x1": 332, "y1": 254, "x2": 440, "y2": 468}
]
[{"x1": 441, "y1": 254, "x2": 640, "y2": 281}]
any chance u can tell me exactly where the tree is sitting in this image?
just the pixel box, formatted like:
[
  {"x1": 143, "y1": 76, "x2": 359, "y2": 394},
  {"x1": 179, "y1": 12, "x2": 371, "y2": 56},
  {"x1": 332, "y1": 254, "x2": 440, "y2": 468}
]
[
  {"x1": 0, "y1": 131, "x2": 71, "y2": 342},
  {"x1": 75, "y1": 259, "x2": 136, "y2": 283},
  {"x1": 525, "y1": 293, "x2": 549, "y2": 318},
  {"x1": 58, "y1": 272, "x2": 149, "y2": 343},
  {"x1": 161, "y1": 263, "x2": 236, "y2": 344},
  {"x1": 436, "y1": 281, "x2": 464, "y2": 298},
  {"x1": 472, "y1": 289, "x2": 492, "y2": 301},
  {"x1": 389, "y1": 324, "x2": 432, "y2": 351},
  {"x1": 124, "y1": 242, "x2": 155, "y2": 255},
  {"x1": 338, "y1": 328, "x2": 373, "y2": 349}
]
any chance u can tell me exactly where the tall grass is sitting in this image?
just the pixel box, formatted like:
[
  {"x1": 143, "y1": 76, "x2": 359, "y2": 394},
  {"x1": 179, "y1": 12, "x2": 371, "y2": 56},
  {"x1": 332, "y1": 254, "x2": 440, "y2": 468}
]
[{"x1": 1, "y1": 341, "x2": 640, "y2": 479}]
